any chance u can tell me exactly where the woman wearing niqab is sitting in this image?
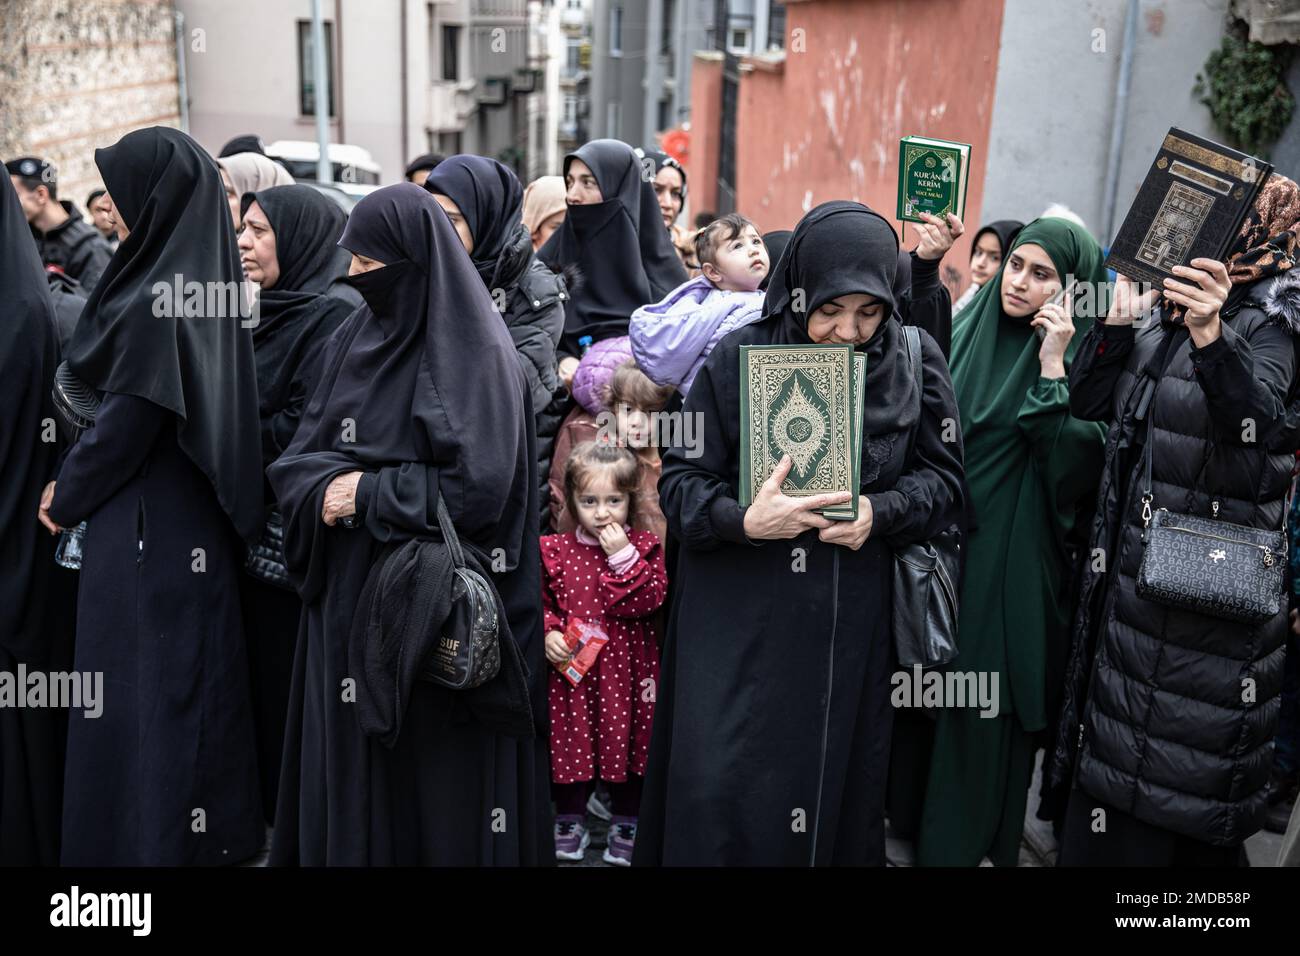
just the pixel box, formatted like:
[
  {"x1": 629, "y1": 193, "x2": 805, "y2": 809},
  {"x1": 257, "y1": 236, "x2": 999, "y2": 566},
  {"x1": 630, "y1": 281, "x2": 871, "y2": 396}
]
[
  {"x1": 267, "y1": 183, "x2": 552, "y2": 865},
  {"x1": 44, "y1": 126, "x2": 264, "y2": 865},
  {"x1": 538, "y1": 139, "x2": 688, "y2": 360}
]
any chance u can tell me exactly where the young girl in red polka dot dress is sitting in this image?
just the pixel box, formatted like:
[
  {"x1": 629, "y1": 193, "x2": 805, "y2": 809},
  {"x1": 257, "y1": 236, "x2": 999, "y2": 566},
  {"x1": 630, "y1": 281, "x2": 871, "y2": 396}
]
[{"x1": 542, "y1": 441, "x2": 667, "y2": 865}]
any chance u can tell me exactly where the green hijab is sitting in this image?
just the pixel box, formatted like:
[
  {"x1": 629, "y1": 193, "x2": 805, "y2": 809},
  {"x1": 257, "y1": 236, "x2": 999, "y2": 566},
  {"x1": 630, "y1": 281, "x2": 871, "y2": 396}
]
[
  {"x1": 950, "y1": 216, "x2": 1107, "y2": 433},
  {"x1": 946, "y1": 216, "x2": 1108, "y2": 730}
]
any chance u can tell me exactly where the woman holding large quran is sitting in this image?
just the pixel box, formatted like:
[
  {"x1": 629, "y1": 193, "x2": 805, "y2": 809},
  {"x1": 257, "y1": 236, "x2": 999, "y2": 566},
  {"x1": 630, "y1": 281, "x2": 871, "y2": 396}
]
[
  {"x1": 1050, "y1": 175, "x2": 1300, "y2": 866},
  {"x1": 633, "y1": 201, "x2": 966, "y2": 866},
  {"x1": 892, "y1": 217, "x2": 1110, "y2": 867}
]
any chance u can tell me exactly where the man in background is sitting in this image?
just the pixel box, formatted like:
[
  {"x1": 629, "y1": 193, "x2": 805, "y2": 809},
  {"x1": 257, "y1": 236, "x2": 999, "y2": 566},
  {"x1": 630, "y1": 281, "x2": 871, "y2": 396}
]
[
  {"x1": 85, "y1": 188, "x2": 119, "y2": 249},
  {"x1": 7, "y1": 156, "x2": 113, "y2": 290}
]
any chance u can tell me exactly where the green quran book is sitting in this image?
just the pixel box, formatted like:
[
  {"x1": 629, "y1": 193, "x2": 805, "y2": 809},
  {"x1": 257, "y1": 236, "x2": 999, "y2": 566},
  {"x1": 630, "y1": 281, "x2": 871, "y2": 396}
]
[
  {"x1": 739, "y1": 344, "x2": 857, "y2": 521},
  {"x1": 896, "y1": 135, "x2": 971, "y2": 224},
  {"x1": 820, "y1": 352, "x2": 866, "y2": 521}
]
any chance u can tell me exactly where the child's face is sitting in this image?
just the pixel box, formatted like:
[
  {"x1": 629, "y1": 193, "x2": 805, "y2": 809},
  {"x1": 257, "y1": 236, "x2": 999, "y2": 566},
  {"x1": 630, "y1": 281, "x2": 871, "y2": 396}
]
[
  {"x1": 615, "y1": 402, "x2": 655, "y2": 449},
  {"x1": 574, "y1": 470, "x2": 630, "y2": 536},
  {"x1": 703, "y1": 224, "x2": 769, "y2": 292}
]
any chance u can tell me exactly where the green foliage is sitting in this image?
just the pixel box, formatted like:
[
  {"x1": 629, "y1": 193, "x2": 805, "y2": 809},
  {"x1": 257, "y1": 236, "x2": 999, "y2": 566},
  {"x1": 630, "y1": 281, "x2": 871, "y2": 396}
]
[{"x1": 1194, "y1": 27, "x2": 1294, "y2": 158}]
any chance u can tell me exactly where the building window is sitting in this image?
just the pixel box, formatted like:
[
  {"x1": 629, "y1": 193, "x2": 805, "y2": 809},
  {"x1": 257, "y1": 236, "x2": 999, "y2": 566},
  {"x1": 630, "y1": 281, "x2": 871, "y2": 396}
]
[
  {"x1": 606, "y1": 100, "x2": 621, "y2": 138},
  {"x1": 442, "y1": 25, "x2": 462, "y2": 81},
  {"x1": 566, "y1": 37, "x2": 581, "y2": 72},
  {"x1": 657, "y1": 97, "x2": 670, "y2": 133},
  {"x1": 564, "y1": 95, "x2": 578, "y2": 125},
  {"x1": 567, "y1": 0, "x2": 581, "y2": 8},
  {"x1": 768, "y1": 1, "x2": 786, "y2": 49},
  {"x1": 661, "y1": 0, "x2": 675, "y2": 55},
  {"x1": 728, "y1": 28, "x2": 750, "y2": 55},
  {"x1": 297, "y1": 20, "x2": 335, "y2": 117},
  {"x1": 609, "y1": 6, "x2": 622, "y2": 56}
]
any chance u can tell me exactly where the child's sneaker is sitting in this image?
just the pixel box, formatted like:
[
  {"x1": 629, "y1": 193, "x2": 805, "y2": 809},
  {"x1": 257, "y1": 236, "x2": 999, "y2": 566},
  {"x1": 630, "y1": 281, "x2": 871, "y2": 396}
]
[
  {"x1": 602, "y1": 815, "x2": 636, "y2": 866},
  {"x1": 554, "y1": 814, "x2": 589, "y2": 861}
]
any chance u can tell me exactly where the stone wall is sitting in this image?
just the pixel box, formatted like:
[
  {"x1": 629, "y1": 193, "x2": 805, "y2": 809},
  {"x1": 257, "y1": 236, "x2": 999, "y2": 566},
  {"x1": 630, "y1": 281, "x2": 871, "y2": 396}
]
[{"x1": 1, "y1": 0, "x2": 181, "y2": 211}]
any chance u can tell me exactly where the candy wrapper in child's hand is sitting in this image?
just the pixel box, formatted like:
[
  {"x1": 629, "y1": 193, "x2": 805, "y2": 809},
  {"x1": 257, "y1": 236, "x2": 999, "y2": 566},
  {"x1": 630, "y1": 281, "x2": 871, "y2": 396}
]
[{"x1": 555, "y1": 618, "x2": 610, "y2": 686}]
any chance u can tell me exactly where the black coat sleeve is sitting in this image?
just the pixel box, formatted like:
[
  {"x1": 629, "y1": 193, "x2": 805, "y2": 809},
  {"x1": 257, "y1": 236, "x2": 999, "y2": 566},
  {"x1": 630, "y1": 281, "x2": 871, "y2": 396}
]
[
  {"x1": 69, "y1": 232, "x2": 113, "y2": 292},
  {"x1": 1068, "y1": 323, "x2": 1137, "y2": 422},
  {"x1": 865, "y1": 331, "x2": 966, "y2": 546},
  {"x1": 1189, "y1": 315, "x2": 1298, "y2": 446},
  {"x1": 900, "y1": 253, "x2": 953, "y2": 360},
  {"x1": 48, "y1": 391, "x2": 169, "y2": 526}
]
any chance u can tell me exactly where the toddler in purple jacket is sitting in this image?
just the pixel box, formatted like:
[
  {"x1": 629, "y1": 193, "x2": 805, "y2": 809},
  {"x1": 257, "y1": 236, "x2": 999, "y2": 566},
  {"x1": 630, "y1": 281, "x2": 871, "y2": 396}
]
[{"x1": 629, "y1": 213, "x2": 769, "y2": 397}]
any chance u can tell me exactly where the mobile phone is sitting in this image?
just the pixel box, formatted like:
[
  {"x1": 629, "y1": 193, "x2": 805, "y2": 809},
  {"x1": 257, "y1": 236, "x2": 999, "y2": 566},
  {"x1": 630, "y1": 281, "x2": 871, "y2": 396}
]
[{"x1": 1035, "y1": 278, "x2": 1080, "y2": 339}]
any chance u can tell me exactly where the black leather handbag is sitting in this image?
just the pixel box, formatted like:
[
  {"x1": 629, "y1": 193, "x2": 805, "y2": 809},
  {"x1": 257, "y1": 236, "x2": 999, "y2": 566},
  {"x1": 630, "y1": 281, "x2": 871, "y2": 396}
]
[
  {"x1": 419, "y1": 495, "x2": 502, "y2": 690},
  {"x1": 891, "y1": 327, "x2": 961, "y2": 668},
  {"x1": 1135, "y1": 392, "x2": 1285, "y2": 625},
  {"x1": 244, "y1": 510, "x2": 294, "y2": 590}
]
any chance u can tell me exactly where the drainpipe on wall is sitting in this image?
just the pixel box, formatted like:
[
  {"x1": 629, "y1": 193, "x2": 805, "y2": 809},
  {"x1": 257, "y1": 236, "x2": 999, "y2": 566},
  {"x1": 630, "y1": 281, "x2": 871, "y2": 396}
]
[
  {"x1": 1101, "y1": 0, "x2": 1138, "y2": 245},
  {"x1": 174, "y1": 10, "x2": 190, "y2": 133},
  {"x1": 337, "y1": 0, "x2": 346, "y2": 145},
  {"x1": 311, "y1": 0, "x2": 332, "y2": 183},
  {"x1": 400, "y1": 0, "x2": 410, "y2": 176}
]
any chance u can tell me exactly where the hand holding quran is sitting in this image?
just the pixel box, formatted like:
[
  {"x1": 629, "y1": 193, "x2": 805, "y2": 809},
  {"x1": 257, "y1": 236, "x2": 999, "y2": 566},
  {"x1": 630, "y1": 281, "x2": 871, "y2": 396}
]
[
  {"x1": 1104, "y1": 274, "x2": 1163, "y2": 326},
  {"x1": 912, "y1": 211, "x2": 965, "y2": 261},
  {"x1": 1163, "y1": 258, "x2": 1231, "y2": 342},
  {"x1": 816, "y1": 495, "x2": 874, "y2": 551},
  {"x1": 741, "y1": 455, "x2": 851, "y2": 541}
]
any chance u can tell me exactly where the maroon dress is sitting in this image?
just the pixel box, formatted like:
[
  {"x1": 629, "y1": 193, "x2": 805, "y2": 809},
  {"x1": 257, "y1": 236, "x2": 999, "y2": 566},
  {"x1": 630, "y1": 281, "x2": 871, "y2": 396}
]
[{"x1": 541, "y1": 529, "x2": 666, "y2": 784}]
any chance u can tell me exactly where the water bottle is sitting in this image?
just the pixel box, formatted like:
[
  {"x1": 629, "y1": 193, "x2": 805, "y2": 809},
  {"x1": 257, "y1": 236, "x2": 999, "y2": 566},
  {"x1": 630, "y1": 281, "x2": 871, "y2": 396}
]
[{"x1": 54, "y1": 521, "x2": 88, "y2": 570}]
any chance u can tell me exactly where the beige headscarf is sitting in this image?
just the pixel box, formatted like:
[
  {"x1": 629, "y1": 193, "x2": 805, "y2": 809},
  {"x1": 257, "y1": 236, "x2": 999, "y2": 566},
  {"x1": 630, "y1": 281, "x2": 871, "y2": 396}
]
[
  {"x1": 522, "y1": 175, "x2": 566, "y2": 246},
  {"x1": 217, "y1": 151, "x2": 295, "y2": 198}
]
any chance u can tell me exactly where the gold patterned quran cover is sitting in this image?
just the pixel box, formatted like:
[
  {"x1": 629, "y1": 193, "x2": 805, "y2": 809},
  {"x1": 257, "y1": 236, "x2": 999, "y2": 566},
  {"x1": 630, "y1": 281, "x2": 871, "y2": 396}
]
[
  {"x1": 1105, "y1": 128, "x2": 1272, "y2": 287},
  {"x1": 739, "y1": 344, "x2": 857, "y2": 521}
]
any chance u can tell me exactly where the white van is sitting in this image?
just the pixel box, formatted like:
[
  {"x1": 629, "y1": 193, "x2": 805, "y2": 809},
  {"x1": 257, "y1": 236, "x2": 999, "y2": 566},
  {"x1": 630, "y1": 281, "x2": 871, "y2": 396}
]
[{"x1": 265, "y1": 141, "x2": 383, "y2": 200}]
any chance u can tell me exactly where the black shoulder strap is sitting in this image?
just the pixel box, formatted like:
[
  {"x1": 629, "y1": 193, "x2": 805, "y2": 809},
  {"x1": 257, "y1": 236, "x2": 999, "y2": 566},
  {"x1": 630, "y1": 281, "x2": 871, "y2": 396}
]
[
  {"x1": 903, "y1": 325, "x2": 924, "y2": 460},
  {"x1": 435, "y1": 495, "x2": 466, "y2": 569},
  {"x1": 1139, "y1": 327, "x2": 1187, "y2": 515}
]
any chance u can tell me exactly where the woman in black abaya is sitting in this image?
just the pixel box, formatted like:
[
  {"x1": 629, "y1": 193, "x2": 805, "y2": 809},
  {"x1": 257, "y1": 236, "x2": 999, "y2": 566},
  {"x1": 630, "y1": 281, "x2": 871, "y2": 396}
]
[
  {"x1": 235, "y1": 184, "x2": 359, "y2": 823},
  {"x1": 538, "y1": 139, "x2": 688, "y2": 371},
  {"x1": 633, "y1": 202, "x2": 966, "y2": 865},
  {"x1": 1, "y1": 175, "x2": 69, "y2": 866},
  {"x1": 424, "y1": 155, "x2": 567, "y2": 528},
  {"x1": 40, "y1": 127, "x2": 264, "y2": 866},
  {"x1": 267, "y1": 183, "x2": 552, "y2": 865}
]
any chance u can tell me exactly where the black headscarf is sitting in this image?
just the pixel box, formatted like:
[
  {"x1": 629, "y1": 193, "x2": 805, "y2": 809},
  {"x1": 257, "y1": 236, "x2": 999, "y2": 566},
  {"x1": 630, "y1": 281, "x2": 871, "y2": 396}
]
[
  {"x1": 63, "y1": 126, "x2": 263, "y2": 543},
  {"x1": 760, "y1": 230, "x2": 792, "y2": 291},
  {"x1": 636, "y1": 145, "x2": 689, "y2": 206},
  {"x1": 237, "y1": 185, "x2": 358, "y2": 465},
  {"x1": 423, "y1": 154, "x2": 532, "y2": 291},
  {"x1": 0, "y1": 175, "x2": 60, "y2": 660},
  {"x1": 758, "y1": 200, "x2": 918, "y2": 440},
  {"x1": 240, "y1": 184, "x2": 355, "y2": 296},
  {"x1": 267, "y1": 183, "x2": 532, "y2": 587},
  {"x1": 538, "y1": 139, "x2": 688, "y2": 355},
  {"x1": 404, "y1": 152, "x2": 445, "y2": 179},
  {"x1": 971, "y1": 219, "x2": 1024, "y2": 263}
]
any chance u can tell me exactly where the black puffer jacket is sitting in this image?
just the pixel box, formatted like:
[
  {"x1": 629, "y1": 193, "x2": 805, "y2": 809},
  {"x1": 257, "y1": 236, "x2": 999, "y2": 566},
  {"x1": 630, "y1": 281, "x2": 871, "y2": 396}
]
[
  {"x1": 1051, "y1": 273, "x2": 1300, "y2": 847},
  {"x1": 502, "y1": 249, "x2": 567, "y2": 525},
  {"x1": 31, "y1": 201, "x2": 114, "y2": 292}
]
